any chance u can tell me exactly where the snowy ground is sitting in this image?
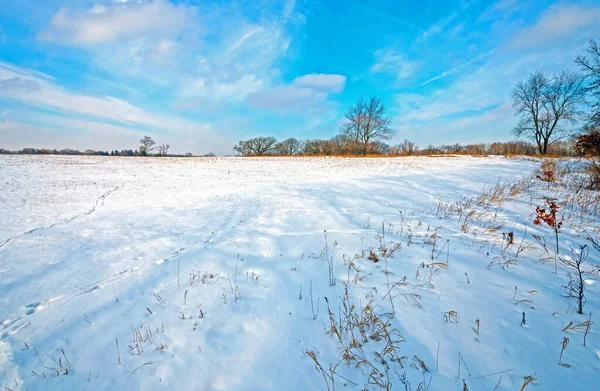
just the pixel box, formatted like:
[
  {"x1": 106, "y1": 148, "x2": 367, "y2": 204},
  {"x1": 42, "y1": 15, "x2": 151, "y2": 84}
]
[{"x1": 0, "y1": 155, "x2": 598, "y2": 390}]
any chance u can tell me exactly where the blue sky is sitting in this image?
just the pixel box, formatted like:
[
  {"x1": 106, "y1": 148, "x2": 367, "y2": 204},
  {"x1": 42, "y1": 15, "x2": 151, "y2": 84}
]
[{"x1": 0, "y1": 0, "x2": 599, "y2": 154}]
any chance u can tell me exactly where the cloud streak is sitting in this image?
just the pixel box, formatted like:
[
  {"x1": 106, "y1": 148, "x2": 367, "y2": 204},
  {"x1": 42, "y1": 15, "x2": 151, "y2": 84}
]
[{"x1": 420, "y1": 50, "x2": 496, "y2": 86}]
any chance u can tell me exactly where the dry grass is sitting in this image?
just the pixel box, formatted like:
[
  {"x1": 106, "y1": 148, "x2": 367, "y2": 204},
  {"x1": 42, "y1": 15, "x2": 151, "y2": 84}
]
[
  {"x1": 520, "y1": 374, "x2": 538, "y2": 391},
  {"x1": 562, "y1": 320, "x2": 594, "y2": 333},
  {"x1": 443, "y1": 310, "x2": 460, "y2": 324}
]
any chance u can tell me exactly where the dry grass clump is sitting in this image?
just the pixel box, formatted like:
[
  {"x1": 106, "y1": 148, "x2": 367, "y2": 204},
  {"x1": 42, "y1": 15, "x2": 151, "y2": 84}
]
[
  {"x1": 306, "y1": 289, "x2": 413, "y2": 390},
  {"x1": 535, "y1": 159, "x2": 560, "y2": 184},
  {"x1": 583, "y1": 158, "x2": 600, "y2": 190}
]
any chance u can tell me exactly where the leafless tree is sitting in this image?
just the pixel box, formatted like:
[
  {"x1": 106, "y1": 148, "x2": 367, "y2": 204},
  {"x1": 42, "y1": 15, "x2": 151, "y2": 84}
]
[
  {"x1": 139, "y1": 136, "x2": 156, "y2": 156},
  {"x1": 400, "y1": 139, "x2": 417, "y2": 155},
  {"x1": 341, "y1": 96, "x2": 396, "y2": 156},
  {"x1": 233, "y1": 136, "x2": 277, "y2": 156},
  {"x1": 329, "y1": 134, "x2": 355, "y2": 155},
  {"x1": 369, "y1": 140, "x2": 390, "y2": 154},
  {"x1": 275, "y1": 138, "x2": 303, "y2": 155},
  {"x1": 576, "y1": 38, "x2": 600, "y2": 127},
  {"x1": 233, "y1": 140, "x2": 252, "y2": 156},
  {"x1": 157, "y1": 144, "x2": 170, "y2": 156},
  {"x1": 562, "y1": 245, "x2": 588, "y2": 314},
  {"x1": 511, "y1": 71, "x2": 586, "y2": 154},
  {"x1": 303, "y1": 139, "x2": 333, "y2": 156}
]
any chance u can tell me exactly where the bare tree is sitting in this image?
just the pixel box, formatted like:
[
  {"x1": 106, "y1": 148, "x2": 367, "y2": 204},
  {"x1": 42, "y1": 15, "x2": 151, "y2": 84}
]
[
  {"x1": 511, "y1": 71, "x2": 586, "y2": 154},
  {"x1": 139, "y1": 136, "x2": 156, "y2": 156},
  {"x1": 341, "y1": 97, "x2": 396, "y2": 156},
  {"x1": 157, "y1": 144, "x2": 170, "y2": 156},
  {"x1": 400, "y1": 139, "x2": 417, "y2": 155},
  {"x1": 303, "y1": 139, "x2": 333, "y2": 156},
  {"x1": 562, "y1": 245, "x2": 589, "y2": 314},
  {"x1": 329, "y1": 134, "x2": 355, "y2": 155},
  {"x1": 233, "y1": 136, "x2": 277, "y2": 156},
  {"x1": 275, "y1": 138, "x2": 303, "y2": 156},
  {"x1": 576, "y1": 38, "x2": 600, "y2": 127},
  {"x1": 233, "y1": 140, "x2": 252, "y2": 156}
]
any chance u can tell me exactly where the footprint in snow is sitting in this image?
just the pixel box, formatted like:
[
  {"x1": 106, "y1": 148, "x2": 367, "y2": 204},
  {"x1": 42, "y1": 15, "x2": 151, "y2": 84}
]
[{"x1": 24, "y1": 302, "x2": 42, "y2": 315}]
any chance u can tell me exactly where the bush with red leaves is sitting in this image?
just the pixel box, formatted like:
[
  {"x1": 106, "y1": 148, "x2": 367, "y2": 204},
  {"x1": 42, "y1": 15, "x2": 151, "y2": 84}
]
[
  {"x1": 575, "y1": 129, "x2": 600, "y2": 156},
  {"x1": 533, "y1": 199, "x2": 562, "y2": 230}
]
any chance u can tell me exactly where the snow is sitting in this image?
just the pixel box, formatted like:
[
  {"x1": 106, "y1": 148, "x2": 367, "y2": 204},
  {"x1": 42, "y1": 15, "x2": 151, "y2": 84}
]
[{"x1": 0, "y1": 154, "x2": 598, "y2": 390}]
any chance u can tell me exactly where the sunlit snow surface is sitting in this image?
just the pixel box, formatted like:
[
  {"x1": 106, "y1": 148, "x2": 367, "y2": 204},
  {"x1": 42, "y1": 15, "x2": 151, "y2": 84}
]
[{"x1": 0, "y1": 155, "x2": 598, "y2": 390}]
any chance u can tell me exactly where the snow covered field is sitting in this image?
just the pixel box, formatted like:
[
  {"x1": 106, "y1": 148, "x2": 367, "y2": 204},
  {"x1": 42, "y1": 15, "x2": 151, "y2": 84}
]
[{"x1": 0, "y1": 155, "x2": 598, "y2": 390}]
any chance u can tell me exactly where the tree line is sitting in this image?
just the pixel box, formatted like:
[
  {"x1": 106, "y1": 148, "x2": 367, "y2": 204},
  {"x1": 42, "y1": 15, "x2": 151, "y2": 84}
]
[
  {"x1": 231, "y1": 136, "x2": 595, "y2": 157},
  {"x1": 0, "y1": 136, "x2": 203, "y2": 157}
]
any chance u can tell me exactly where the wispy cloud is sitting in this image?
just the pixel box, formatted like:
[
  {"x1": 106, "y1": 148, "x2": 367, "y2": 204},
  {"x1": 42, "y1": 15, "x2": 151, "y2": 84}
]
[
  {"x1": 40, "y1": 0, "x2": 296, "y2": 109},
  {"x1": 420, "y1": 49, "x2": 496, "y2": 86},
  {"x1": 507, "y1": 3, "x2": 600, "y2": 49},
  {"x1": 39, "y1": 0, "x2": 195, "y2": 45},
  {"x1": 370, "y1": 48, "x2": 420, "y2": 80},
  {"x1": 0, "y1": 61, "x2": 229, "y2": 150},
  {"x1": 478, "y1": 0, "x2": 522, "y2": 22},
  {"x1": 293, "y1": 74, "x2": 346, "y2": 93},
  {"x1": 418, "y1": 12, "x2": 458, "y2": 43},
  {"x1": 247, "y1": 73, "x2": 345, "y2": 113}
]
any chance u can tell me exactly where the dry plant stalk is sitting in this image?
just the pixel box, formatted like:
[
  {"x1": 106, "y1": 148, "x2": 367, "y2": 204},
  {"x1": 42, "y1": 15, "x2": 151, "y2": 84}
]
[
  {"x1": 474, "y1": 319, "x2": 480, "y2": 335},
  {"x1": 443, "y1": 310, "x2": 460, "y2": 324},
  {"x1": 520, "y1": 374, "x2": 538, "y2": 391},
  {"x1": 562, "y1": 320, "x2": 594, "y2": 333},
  {"x1": 533, "y1": 198, "x2": 562, "y2": 273},
  {"x1": 559, "y1": 337, "x2": 569, "y2": 367},
  {"x1": 412, "y1": 355, "x2": 429, "y2": 372}
]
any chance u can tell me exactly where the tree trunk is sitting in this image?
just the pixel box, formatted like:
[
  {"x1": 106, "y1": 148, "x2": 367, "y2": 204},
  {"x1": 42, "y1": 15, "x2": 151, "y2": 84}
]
[{"x1": 542, "y1": 139, "x2": 548, "y2": 155}]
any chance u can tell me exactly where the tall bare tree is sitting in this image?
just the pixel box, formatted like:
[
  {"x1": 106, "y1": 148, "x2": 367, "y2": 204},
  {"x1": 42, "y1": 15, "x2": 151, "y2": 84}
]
[
  {"x1": 157, "y1": 144, "x2": 170, "y2": 156},
  {"x1": 275, "y1": 138, "x2": 303, "y2": 155},
  {"x1": 576, "y1": 38, "x2": 600, "y2": 127},
  {"x1": 511, "y1": 71, "x2": 586, "y2": 154},
  {"x1": 233, "y1": 136, "x2": 277, "y2": 156},
  {"x1": 400, "y1": 139, "x2": 417, "y2": 155},
  {"x1": 330, "y1": 134, "x2": 354, "y2": 155},
  {"x1": 139, "y1": 136, "x2": 156, "y2": 156},
  {"x1": 341, "y1": 97, "x2": 396, "y2": 156}
]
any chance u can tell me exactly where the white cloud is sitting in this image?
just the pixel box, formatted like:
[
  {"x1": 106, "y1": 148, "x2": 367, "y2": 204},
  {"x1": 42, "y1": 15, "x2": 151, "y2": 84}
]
[
  {"x1": 182, "y1": 74, "x2": 265, "y2": 103},
  {"x1": 370, "y1": 49, "x2": 420, "y2": 80},
  {"x1": 293, "y1": 74, "x2": 346, "y2": 93},
  {"x1": 246, "y1": 73, "x2": 345, "y2": 113},
  {"x1": 248, "y1": 85, "x2": 327, "y2": 112},
  {"x1": 507, "y1": 4, "x2": 600, "y2": 49},
  {"x1": 39, "y1": 0, "x2": 194, "y2": 45}
]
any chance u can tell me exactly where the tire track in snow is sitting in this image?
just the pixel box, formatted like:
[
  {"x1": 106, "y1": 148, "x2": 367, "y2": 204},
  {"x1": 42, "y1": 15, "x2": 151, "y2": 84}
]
[{"x1": 0, "y1": 185, "x2": 122, "y2": 250}]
